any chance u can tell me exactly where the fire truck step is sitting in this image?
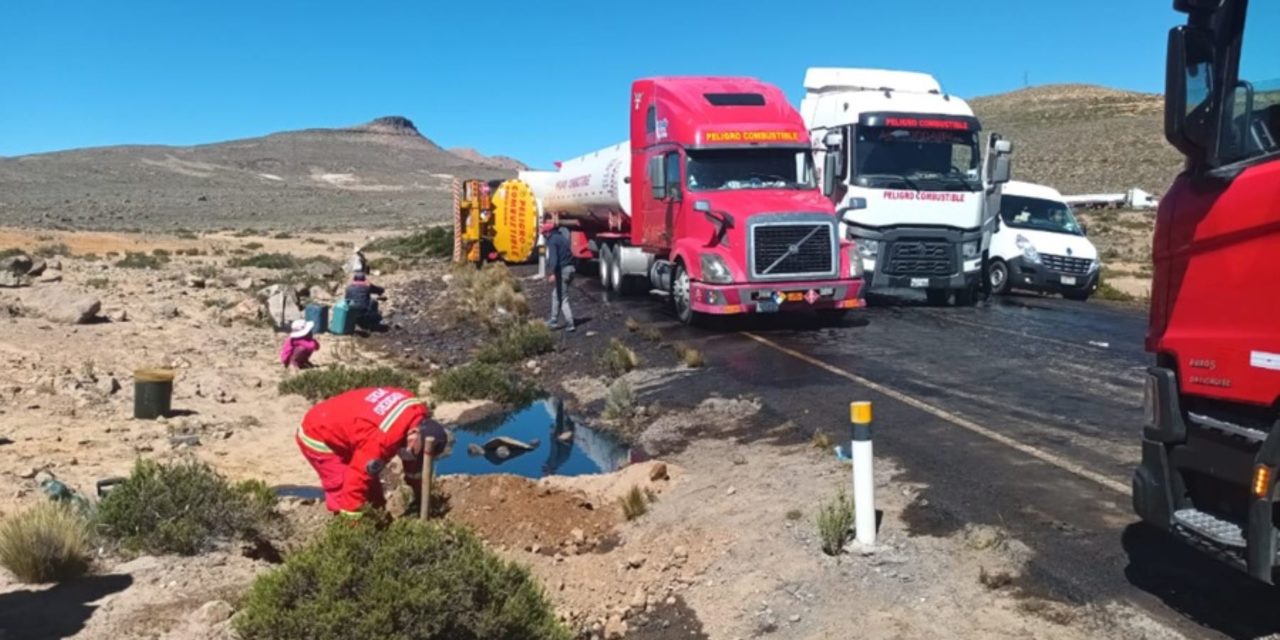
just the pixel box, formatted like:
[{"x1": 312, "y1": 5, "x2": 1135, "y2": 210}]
[{"x1": 1172, "y1": 508, "x2": 1246, "y2": 548}]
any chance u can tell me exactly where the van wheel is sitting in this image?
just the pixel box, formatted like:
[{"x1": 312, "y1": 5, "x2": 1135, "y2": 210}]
[{"x1": 987, "y1": 259, "x2": 1010, "y2": 295}]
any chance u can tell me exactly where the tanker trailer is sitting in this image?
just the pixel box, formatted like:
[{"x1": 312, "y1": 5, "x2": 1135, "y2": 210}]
[{"x1": 461, "y1": 76, "x2": 865, "y2": 325}]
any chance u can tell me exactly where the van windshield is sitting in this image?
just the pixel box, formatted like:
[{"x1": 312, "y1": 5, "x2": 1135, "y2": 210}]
[
  {"x1": 686, "y1": 148, "x2": 815, "y2": 191},
  {"x1": 853, "y1": 126, "x2": 981, "y2": 191},
  {"x1": 1000, "y1": 195, "x2": 1084, "y2": 236}
]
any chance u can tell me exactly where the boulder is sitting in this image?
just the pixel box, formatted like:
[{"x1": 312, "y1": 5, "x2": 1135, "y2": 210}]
[
  {"x1": 36, "y1": 270, "x2": 63, "y2": 284},
  {"x1": 154, "y1": 302, "x2": 180, "y2": 319},
  {"x1": 260, "y1": 284, "x2": 304, "y2": 328},
  {"x1": 227, "y1": 299, "x2": 261, "y2": 324},
  {"x1": 0, "y1": 271, "x2": 29, "y2": 288},
  {"x1": 1, "y1": 253, "x2": 33, "y2": 276},
  {"x1": 185, "y1": 275, "x2": 206, "y2": 289},
  {"x1": 26, "y1": 259, "x2": 47, "y2": 277},
  {"x1": 303, "y1": 261, "x2": 336, "y2": 279},
  {"x1": 29, "y1": 285, "x2": 101, "y2": 324}
]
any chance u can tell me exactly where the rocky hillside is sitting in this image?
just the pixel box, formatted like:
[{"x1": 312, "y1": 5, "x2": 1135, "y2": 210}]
[
  {"x1": 448, "y1": 147, "x2": 529, "y2": 172},
  {"x1": 971, "y1": 85, "x2": 1184, "y2": 196},
  {"x1": 0, "y1": 116, "x2": 515, "y2": 232}
]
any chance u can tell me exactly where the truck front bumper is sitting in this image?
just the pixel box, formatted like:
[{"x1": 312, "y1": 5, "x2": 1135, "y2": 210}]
[
  {"x1": 1006, "y1": 257, "x2": 1099, "y2": 295},
  {"x1": 869, "y1": 269, "x2": 980, "y2": 291},
  {"x1": 689, "y1": 278, "x2": 864, "y2": 315},
  {"x1": 1133, "y1": 366, "x2": 1280, "y2": 582}
]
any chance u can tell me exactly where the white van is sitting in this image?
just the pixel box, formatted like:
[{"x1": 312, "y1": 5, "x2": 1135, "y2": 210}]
[{"x1": 988, "y1": 181, "x2": 1100, "y2": 301}]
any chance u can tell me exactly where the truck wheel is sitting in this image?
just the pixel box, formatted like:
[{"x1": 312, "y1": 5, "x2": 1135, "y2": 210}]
[
  {"x1": 598, "y1": 244, "x2": 614, "y2": 291},
  {"x1": 608, "y1": 245, "x2": 626, "y2": 295},
  {"x1": 925, "y1": 288, "x2": 950, "y2": 306},
  {"x1": 987, "y1": 259, "x2": 1010, "y2": 295},
  {"x1": 672, "y1": 262, "x2": 696, "y2": 325}
]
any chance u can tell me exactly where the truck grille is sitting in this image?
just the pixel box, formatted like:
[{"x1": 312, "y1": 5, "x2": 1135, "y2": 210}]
[
  {"x1": 1041, "y1": 253, "x2": 1092, "y2": 275},
  {"x1": 751, "y1": 223, "x2": 835, "y2": 279},
  {"x1": 885, "y1": 240, "x2": 954, "y2": 276}
]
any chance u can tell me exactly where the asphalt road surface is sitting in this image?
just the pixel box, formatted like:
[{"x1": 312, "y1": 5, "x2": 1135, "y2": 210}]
[{"x1": 559, "y1": 278, "x2": 1280, "y2": 640}]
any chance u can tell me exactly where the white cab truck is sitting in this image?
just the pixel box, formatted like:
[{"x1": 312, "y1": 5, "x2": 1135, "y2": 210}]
[
  {"x1": 988, "y1": 180, "x2": 1100, "y2": 301},
  {"x1": 803, "y1": 68, "x2": 1012, "y2": 306}
]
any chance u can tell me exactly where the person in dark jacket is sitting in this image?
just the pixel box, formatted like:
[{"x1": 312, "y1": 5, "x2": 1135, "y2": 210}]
[
  {"x1": 345, "y1": 271, "x2": 385, "y2": 330},
  {"x1": 542, "y1": 218, "x2": 574, "y2": 332}
]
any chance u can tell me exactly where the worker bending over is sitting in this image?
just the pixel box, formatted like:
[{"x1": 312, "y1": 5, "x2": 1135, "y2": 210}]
[
  {"x1": 344, "y1": 271, "x2": 384, "y2": 330},
  {"x1": 296, "y1": 387, "x2": 449, "y2": 518}
]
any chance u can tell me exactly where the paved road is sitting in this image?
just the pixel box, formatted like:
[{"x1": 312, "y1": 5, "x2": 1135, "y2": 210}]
[{"x1": 567, "y1": 281, "x2": 1280, "y2": 640}]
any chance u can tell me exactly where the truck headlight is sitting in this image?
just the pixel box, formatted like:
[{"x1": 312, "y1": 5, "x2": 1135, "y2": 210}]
[
  {"x1": 962, "y1": 241, "x2": 979, "y2": 259},
  {"x1": 846, "y1": 245, "x2": 863, "y2": 278},
  {"x1": 1089, "y1": 259, "x2": 1100, "y2": 273},
  {"x1": 856, "y1": 240, "x2": 878, "y2": 259},
  {"x1": 700, "y1": 253, "x2": 733, "y2": 284},
  {"x1": 1015, "y1": 235, "x2": 1041, "y2": 264}
]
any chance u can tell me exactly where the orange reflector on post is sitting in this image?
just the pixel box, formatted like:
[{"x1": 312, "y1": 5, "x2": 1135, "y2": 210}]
[
  {"x1": 1254, "y1": 465, "x2": 1272, "y2": 499},
  {"x1": 850, "y1": 401, "x2": 872, "y2": 425}
]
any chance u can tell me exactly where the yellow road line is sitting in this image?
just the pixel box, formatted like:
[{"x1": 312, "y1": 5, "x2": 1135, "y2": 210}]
[{"x1": 741, "y1": 331, "x2": 1130, "y2": 495}]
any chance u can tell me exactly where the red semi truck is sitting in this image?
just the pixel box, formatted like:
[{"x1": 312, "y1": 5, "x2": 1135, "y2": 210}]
[
  {"x1": 468, "y1": 76, "x2": 865, "y2": 324},
  {"x1": 1133, "y1": 0, "x2": 1280, "y2": 581}
]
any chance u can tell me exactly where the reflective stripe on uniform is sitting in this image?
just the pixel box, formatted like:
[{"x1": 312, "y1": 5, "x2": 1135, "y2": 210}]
[
  {"x1": 378, "y1": 398, "x2": 425, "y2": 433},
  {"x1": 296, "y1": 426, "x2": 333, "y2": 454},
  {"x1": 338, "y1": 510, "x2": 362, "y2": 520}
]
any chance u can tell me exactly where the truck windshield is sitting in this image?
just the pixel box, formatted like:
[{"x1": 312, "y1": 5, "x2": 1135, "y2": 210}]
[
  {"x1": 1216, "y1": 1, "x2": 1280, "y2": 165},
  {"x1": 999, "y1": 195, "x2": 1084, "y2": 236},
  {"x1": 686, "y1": 148, "x2": 815, "y2": 191},
  {"x1": 853, "y1": 127, "x2": 981, "y2": 191}
]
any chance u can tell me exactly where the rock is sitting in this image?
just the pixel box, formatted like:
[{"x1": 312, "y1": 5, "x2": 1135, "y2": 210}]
[
  {"x1": 673, "y1": 545, "x2": 688, "y2": 560},
  {"x1": 29, "y1": 285, "x2": 100, "y2": 324},
  {"x1": 627, "y1": 555, "x2": 645, "y2": 569},
  {"x1": 630, "y1": 589, "x2": 647, "y2": 610},
  {"x1": 117, "y1": 555, "x2": 163, "y2": 574},
  {"x1": 310, "y1": 287, "x2": 334, "y2": 303},
  {"x1": 227, "y1": 298, "x2": 261, "y2": 324},
  {"x1": 26, "y1": 259, "x2": 47, "y2": 277},
  {"x1": 1, "y1": 253, "x2": 33, "y2": 275},
  {"x1": 169, "y1": 434, "x2": 201, "y2": 447},
  {"x1": 191, "y1": 600, "x2": 235, "y2": 626},
  {"x1": 570, "y1": 528, "x2": 586, "y2": 545},
  {"x1": 236, "y1": 277, "x2": 254, "y2": 291},
  {"x1": 525, "y1": 359, "x2": 538, "y2": 371},
  {"x1": 789, "y1": 614, "x2": 802, "y2": 623},
  {"x1": 0, "y1": 271, "x2": 29, "y2": 288},
  {"x1": 96, "y1": 376, "x2": 121, "y2": 396},
  {"x1": 154, "y1": 302, "x2": 180, "y2": 319},
  {"x1": 185, "y1": 275, "x2": 206, "y2": 289},
  {"x1": 260, "y1": 284, "x2": 303, "y2": 328},
  {"x1": 110, "y1": 308, "x2": 129, "y2": 323},
  {"x1": 303, "y1": 261, "x2": 336, "y2": 279},
  {"x1": 47, "y1": 259, "x2": 62, "y2": 271},
  {"x1": 36, "y1": 270, "x2": 63, "y2": 284},
  {"x1": 603, "y1": 615, "x2": 628, "y2": 639},
  {"x1": 649, "y1": 462, "x2": 669, "y2": 482},
  {"x1": 557, "y1": 431, "x2": 574, "y2": 443},
  {"x1": 726, "y1": 486, "x2": 737, "y2": 496}
]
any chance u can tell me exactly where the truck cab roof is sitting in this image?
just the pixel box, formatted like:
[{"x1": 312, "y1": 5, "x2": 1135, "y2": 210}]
[
  {"x1": 800, "y1": 67, "x2": 976, "y2": 130},
  {"x1": 632, "y1": 76, "x2": 811, "y2": 149}
]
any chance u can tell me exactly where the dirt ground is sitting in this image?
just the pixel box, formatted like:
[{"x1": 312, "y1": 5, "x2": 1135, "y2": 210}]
[{"x1": 0, "y1": 229, "x2": 1180, "y2": 640}]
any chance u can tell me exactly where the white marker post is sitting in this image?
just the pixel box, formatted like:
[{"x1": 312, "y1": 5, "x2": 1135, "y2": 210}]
[{"x1": 851, "y1": 401, "x2": 876, "y2": 546}]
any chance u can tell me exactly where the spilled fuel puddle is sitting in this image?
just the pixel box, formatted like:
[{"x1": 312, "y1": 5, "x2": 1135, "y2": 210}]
[{"x1": 438, "y1": 398, "x2": 637, "y2": 479}]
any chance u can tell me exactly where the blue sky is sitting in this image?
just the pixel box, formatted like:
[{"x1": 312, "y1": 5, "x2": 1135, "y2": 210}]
[{"x1": 0, "y1": 0, "x2": 1181, "y2": 168}]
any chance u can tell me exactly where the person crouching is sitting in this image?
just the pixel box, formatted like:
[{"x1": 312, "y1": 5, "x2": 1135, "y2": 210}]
[{"x1": 280, "y1": 319, "x2": 320, "y2": 370}]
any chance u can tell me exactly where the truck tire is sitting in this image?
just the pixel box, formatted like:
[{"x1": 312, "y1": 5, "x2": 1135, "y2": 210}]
[
  {"x1": 672, "y1": 262, "x2": 697, "y2": 325},
  {"x1": 987, "y1": 259, "x2": 1010, "y2": 295},
  {"x1": 608, "y1": 244, "x2": 626, "y2": 295},
  {"x1": 925, "y1": 288, "x2": 950, "y2": 306},
  {"x1": 598, "y1": 244, "x2": 614, "y2": 291}
]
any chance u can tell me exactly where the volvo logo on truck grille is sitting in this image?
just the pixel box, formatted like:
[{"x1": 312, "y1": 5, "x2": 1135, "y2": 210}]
[{"x1": 750, "y1": 220, "x2": 836, "y2": 280}]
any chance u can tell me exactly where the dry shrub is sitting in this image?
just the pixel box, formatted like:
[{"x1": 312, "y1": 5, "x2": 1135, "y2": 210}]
[
  {"x1": 978, "y1": 566, "x2": 1015, "y2": 590},
  {"x1": 476, "y1": 323, "x2": 555, "y2": 364},
  {"x1": 599, "y1": 339, "x2": 639, "y2": 377},
  {"x1": 432, "y1": 362, "x2": 538, "y2": 405},
  {"x1": 602, "y1": 378, "x2": 637, "y2": 422},
  {"x1": 0, "y1": 502, "x2": 90, "y2": 583},
  {"x1": 448, "y1": 264, "x2": 528, "y2": 329},
  {"x1": 674, "y1": 343, "x2": 704, "y2": 368},
  {"x1": 620, "y1": 485, "x2": 650, "y2": 521},
  {"x1": 816, "y1": 491, "x2": 855, "y2": 556},
  {"x1": 278, "y1": 366, "x2": 420, "y2": 402},
  {"x1": 625, "y1": 317, "x2": 640, "y2": 332}
]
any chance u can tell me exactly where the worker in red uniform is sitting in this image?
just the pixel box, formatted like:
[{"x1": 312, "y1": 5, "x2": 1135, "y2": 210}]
[{"x1": 296, "y1": 387, "x2": 449, "y2": 518}]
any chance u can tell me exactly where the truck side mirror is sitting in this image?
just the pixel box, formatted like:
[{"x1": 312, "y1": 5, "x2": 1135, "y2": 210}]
[
  {"x1": 985, "y1": 137, "x2": 1013, "y2": 185},
  {"x1": 650, "y1": 155, "x2": 666, "y2": 198},
  {"x1": 822, "y1": 153, "x2": 838, "y2": 197},
  {"x1": 1165, "y1": 25, "x2": 1216, "y2": 161}
]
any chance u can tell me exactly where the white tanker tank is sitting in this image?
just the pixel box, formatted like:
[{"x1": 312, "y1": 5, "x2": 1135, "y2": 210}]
[{"x1": 519, "y1": 141, "x2": 631, "y2": 232}]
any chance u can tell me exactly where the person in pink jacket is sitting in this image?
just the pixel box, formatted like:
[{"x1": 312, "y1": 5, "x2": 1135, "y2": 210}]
[{"x1": 281, "y1": 319, "x2": 320, "y2": 370}]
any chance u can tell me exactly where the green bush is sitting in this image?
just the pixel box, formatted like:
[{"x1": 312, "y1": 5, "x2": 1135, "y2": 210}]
[
  {"x1": 235, "y1": 518, "x2": 569, "y2": 640},
  {"x1": 0, "y1": 503, "x2": 90, "y2": 583},
  {"x1": 602, "y1": 379, "x2": 636, "y2": 422},
  {"x1": 0, "y1": 248, "x2": 24, "y2": 259},
  {"x1": 365, "y1": 227, "x2": 454, "y2": 260},
  {"x1": 233, "y1": 229, "x2": 259, "y2": 238},
  {"x1": 816, "y1": 491, "x2": 855, "y2": 556},
  {"x1": 229, "y1": 252, "x2": 301, "y2": 270},
  {"x1": 278, "y1": 366, "x2": 421, "y2": 402},
  {"x1": 447, "y1": 264, "x2": 529, "y2": 329},
  {"x1": 599, "y1": 339, "x2": 638, "y2": 377},
  {"x1": 431, "y1": 363, "x2": 538, "y2": 405},
  {"x1": 272, "y1": 231, "x2": 294, "y2": 240},
  {"x1": 243, "y1": 241, "x2": 265, "y2": 250},
  {"x1": 476, "y1": 323, "x2": 555, "y2": 364},
  {"x1": 93, "y1": 460, "x2": 278, "y2": 555},
  {"x1": 115, "y1": 251, "x2": 168, "y2": 270}
]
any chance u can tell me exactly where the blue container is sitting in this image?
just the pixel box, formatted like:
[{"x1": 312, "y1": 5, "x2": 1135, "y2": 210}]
[
  {"x1": 305, "y1": 303, "x2": 329, "y2": 335},
  {"x1": 329, "y1": 300, "x2": 352, "y2": 335}
]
